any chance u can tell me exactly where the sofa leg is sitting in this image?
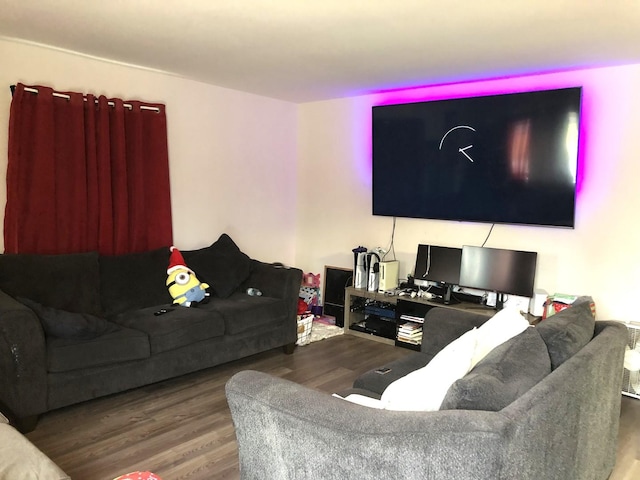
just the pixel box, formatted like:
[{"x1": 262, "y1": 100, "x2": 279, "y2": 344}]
[
  {"x1": 283, "y1": 343, "x2": 296, "y2": 354},
  {"x1": 15, "y1": 415, "x2": 39, "y2": 433}
]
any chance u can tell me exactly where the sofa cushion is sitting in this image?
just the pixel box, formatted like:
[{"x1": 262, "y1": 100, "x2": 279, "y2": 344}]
[
  {"x1": 47, "y1": 324, "x2": 150, "y2": 373},
  {"x1": 205, "y1": 292, "x2": 289, "y2": 335},
  {"x1": 0, "y1": 251, "x2": 102, "y2": 316},
  {"x1": 535, "y1": 296, "x2": 595, "y2": 369},
  {"x1": 0, "y1": 422, "x2": 71, "y2": 479},
  {"x1": 110, "y1": 305, "x2": 225, "y2": 354},
  {"x1": 100, "y1": 247, "x2": 172, "y2": 317},
  {"x1": 421, "y1": 308, "x2": 489, "y2": 357},
  {"x1": 380, "y1": 327, "x2": 478, "y2": 412},
  {"x1": 353, "y1": 352, "x2": 434, "y2": 395},
  {"x1": 471, "y1": 307, "x2": 530, "y2": 368},
  {"x1": 440, "y1": 326, "x2": 551, "y2": 411},
  {"x1": 183, "y1": 234, "x2": 251, "y2": 299},
  {"x1": 17, "y1": 297, "x2": 117, "y2": 340}
]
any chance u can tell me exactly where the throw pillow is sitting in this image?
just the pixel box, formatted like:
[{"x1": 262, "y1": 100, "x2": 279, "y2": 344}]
[
  {"x1": 535, "y1": 296, "x2": 596, "y2": 369},
  {"x1": 182, "y1": 234, "x2": 252, "y2": 298},
  {"x1": 332, "y1": 393, "x2": 385, "y2": 409},
  {"x1": 380, "y1": 327, "x2": 478, "y2": 412},
  {"x1": 440, "y1": 326, "x2": 551, "y2": 411},
  {"x1": 18, "y1": 297, "x2": 116, "y2": 340},
  {"x1": 470, "y1": 306, "x2": 530, "y2": 369}
]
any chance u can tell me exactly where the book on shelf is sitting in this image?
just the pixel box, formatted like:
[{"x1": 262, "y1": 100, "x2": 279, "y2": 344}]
[
  {"x1": 398, "y1": 332, "x2": 423, "y2": 340},
  {"x1": 400, "y1": 314, "x2": 424, "y2": 323}
]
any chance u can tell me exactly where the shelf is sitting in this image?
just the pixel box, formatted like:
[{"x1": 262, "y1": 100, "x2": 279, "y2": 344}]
[{"x1": 344, "y1": 286, "x2": 496, "y2": 349}]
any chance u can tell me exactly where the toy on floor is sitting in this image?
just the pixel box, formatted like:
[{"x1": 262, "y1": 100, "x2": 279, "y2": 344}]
[{"x1": 166, "y1": 246, "x2": 210, "y2": 307}]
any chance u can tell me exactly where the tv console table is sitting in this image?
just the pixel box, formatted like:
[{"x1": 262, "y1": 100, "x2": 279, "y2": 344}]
[{"x1": 343, "y1": 286, "x2": 534, "y2": 350}]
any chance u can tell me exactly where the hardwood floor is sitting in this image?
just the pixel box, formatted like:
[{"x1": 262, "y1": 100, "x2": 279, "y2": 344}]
[{"x1": 25, "y1": 334, "x2": 640, "y2": 479}]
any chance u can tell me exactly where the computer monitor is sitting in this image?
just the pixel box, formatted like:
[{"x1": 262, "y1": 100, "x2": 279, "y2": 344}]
[
  {"x1": 459, "y1": 246, "x2": 537, "y2": 309},
  {"x1": 413, "y1": 244, "x2": 462, "y2": 304}
]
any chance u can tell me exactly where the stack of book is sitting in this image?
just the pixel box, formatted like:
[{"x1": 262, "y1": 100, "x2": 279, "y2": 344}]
[{"x1": 397, "y1": 321, "x2": 423, "y2": 345}]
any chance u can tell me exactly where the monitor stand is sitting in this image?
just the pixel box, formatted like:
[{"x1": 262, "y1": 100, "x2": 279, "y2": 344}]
[
  {"x1": 495, "y1": 292, "x2": 506, "y2": 310},
  {"x1": 430, "y1": 284, "x2": 460, "y2": 305}
]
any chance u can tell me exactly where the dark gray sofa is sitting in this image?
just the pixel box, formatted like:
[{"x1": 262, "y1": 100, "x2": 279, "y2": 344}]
[
  {"x1": 0, "y1": 234, "x2": 302, "y2": 431},
  {"x1": 225, "y1": 298, "x2": 627, "y2": 480}
]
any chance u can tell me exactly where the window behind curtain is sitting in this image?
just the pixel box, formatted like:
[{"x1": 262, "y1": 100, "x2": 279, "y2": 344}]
[{"x1": 4, "y1": 83, "x2": 173, "y2": 255}]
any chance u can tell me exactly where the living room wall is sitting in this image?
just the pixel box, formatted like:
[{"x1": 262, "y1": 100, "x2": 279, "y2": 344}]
[
  {"x1": 0, "y1": 38, "x2": 298, "y2": 264},
  {"x1": 296, "y1": 64, "x2": 640, "y2": 322}
]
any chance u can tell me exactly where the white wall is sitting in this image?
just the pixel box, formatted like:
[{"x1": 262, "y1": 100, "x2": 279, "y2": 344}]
[
  {"x1": 296, "y1": 64, "x2": 640, "y2": 322},
  {"x1": 2, "y1": 38, "x2": 639, "y2": 322},
  {"x1": 0, "y1": 38, "x2": 298, "y2": 263}
]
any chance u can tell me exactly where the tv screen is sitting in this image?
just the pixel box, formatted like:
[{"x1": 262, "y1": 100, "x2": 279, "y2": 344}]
[
  {"x1": 459, "y1": 246, "x2": 537, "y2": 299},
  {"x1": 372, "y1": 87, "x2": 582, "y2": 227},
  {"x1": 413, "y1": 244, "x2": 462, "y2": 288}
]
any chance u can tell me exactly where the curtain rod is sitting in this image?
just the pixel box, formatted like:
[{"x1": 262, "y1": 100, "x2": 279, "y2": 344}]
[{"x1": 9, "y1": 85, "x2": 161, "y2": 113}]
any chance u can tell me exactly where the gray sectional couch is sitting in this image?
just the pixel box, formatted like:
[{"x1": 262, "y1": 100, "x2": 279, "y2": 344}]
[
  {"x1": 226, "y1": 297, "x2": 627, "y2": 480},
  {"x1": 0, "y1": 233, "x2": 302, "y2": 431}
]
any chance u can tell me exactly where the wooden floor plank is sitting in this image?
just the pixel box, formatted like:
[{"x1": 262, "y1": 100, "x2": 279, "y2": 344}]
[{"x1": 24, "y1": 335, "x2": 640, "y2": 479}]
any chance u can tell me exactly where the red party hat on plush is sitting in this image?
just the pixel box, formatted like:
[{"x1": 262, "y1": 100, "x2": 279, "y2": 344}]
[{"x1": 167, "y1": 246, "x2": 190, "y2": 274}]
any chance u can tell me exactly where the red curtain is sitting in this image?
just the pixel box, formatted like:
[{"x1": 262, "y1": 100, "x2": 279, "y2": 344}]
[{"x1": 4, "y1": 83, "x2": 173, "y2": 255}]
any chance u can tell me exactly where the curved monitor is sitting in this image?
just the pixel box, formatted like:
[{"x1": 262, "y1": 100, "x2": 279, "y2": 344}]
[{"x1": 459, "y1": 246, "x2": 537, "y2": 300}]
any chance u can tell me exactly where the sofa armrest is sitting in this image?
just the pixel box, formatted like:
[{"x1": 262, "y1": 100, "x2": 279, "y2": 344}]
[
  {"x1": 242, "y1": 261, "x2": 303, "y2": 322},
  {"x1": 0, "y1": 421, "x2": 70, "y2": 479},
  {"x1": 421, "y1": 307, "x2": 490, "y2": 356},
  {"x1": 0, "y1": 290, "x2": 48, "y2": 420},
  {"x1": 226, "y1": 370, "x2": 510, "y2": 480}
]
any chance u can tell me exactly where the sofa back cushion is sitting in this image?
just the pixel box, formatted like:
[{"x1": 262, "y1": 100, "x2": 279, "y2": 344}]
[
  {"x1": 100, "y1": 247, "x2": 172, "y2": 317},
  {"x1": 380, "y1": 327, "x2": 478, "y2": 412},
  {"x1": 440, "y1": 326, "x2": 551, "y2": 411},
  {"x1": 0, "y1": 251, "x2": 102, "y2": 315},
  {"x1": 183, "y1": 234, "x2": 252, "y2": 298},
  {"x1": 535, "y1": 296, "x2": 596, "y2": 369}
]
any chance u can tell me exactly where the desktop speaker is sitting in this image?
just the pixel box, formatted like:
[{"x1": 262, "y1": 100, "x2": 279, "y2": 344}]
[{"x1": 378, "y1": 260, "x2": 399, "y2": 292}]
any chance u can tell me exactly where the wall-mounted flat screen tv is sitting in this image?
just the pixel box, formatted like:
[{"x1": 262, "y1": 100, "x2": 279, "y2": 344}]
[{"x1": 372, "y1": 87, "x2": 582, "y2": 227}]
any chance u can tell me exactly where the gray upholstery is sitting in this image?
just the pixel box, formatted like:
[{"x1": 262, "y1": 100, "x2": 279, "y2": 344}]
[
  {"x1": 353, "y1": 307, "x2": 489, "y2": 395},
  {"x1": 0, "y1": 237, "x2": 302, "y2": 426},
  {"x1": 46, "y1": 324, "x2": 150, "y2": 372},
  {"x1": 352, "y1": 352, "x2": 432, "y2": 395},
  {"x1": 0, "y1": 251, "x2": 102, "y2": 316},
  {"x1": 536, "y1": 296, "x2": 595, "y2": 369},
  {"x1": 420, "y1": 308, "x2": 490, "y2": 357},
  {"x1": 99, "y1": 247, "x2": 171, "y2": 317},
  {"x1": 111, "y1": 305, "x2": 225, "y2": 354},
  {"x1": 440, "y1": 326, "x2": 551, "y2": 411},
  {"x1": 226, "y1": 308, "x2": 627, "y2": 480}
]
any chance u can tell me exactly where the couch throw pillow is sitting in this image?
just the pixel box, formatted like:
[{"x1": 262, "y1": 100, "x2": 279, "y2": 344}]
[
  {"x1": 18, "y1": 297, "x2": 116, "y2": 340},
  {"x1": 440, "y1": 326, "x2": 551, "y2": 411},
  {"x1": 471, "y1": 306, "x2": 530, "y2": 369},
  {"x1": 380, "y1": 327, "x2": 478, "y2": 412},
  {"x1": 182, "y1": 234, "x2": 251, "y2": 298},
  {"x1": 535, "y1": 296, "x2": 596, "y2": 369}
]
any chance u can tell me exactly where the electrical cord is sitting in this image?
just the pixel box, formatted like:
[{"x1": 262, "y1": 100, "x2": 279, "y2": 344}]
[{"x1": 481, "y1": 223, "x2": 495, "y2": 247}]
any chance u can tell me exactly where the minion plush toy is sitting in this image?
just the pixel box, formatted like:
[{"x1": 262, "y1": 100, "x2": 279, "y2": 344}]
[{"x1": 166, "y1": 246, "x2": 210, "y2": 307}]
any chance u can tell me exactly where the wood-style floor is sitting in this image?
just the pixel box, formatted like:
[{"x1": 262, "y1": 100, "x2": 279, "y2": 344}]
[{"x1": 25, "y1": 334, "x2": 640, "y2": 480}]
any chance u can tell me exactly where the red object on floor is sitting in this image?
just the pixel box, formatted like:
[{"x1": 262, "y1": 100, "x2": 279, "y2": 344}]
[{"x1": 113, "y1": 472, "x2": 162, "y2": 480}]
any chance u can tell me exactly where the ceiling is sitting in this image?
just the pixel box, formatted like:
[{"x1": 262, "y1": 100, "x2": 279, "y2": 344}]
[{"x1": 2, "y1": 1, "x2": 640, "y2": 103}]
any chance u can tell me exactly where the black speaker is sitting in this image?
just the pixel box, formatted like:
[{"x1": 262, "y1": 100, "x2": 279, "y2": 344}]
[{"x1": 323, "y1": 266, "x2": 352, "y2": 328}]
